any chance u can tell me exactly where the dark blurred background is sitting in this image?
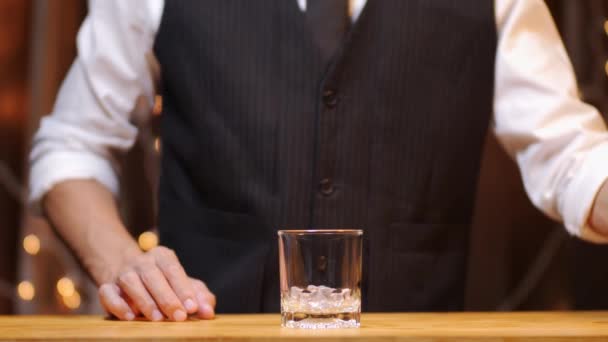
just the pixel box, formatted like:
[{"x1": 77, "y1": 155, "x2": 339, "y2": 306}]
[{"x1": 0, "y1": 0, "x2": 606, "y2": 314}]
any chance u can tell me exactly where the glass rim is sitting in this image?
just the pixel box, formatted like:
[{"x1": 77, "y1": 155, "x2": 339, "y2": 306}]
[{"x1": 277, "y1": 229, "x2": 363, "y2": 235}]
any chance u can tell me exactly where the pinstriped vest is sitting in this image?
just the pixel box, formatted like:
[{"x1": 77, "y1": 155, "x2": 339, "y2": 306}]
[{"x1": 155, "y1": 0, "x2": 496, "y2": 313}]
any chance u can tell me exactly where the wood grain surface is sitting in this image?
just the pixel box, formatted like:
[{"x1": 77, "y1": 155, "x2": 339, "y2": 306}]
[{"x1": 2, "y1": 312, "x2": 608, "y2": 341}]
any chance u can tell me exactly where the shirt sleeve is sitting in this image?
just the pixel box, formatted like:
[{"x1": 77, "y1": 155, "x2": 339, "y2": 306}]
[
  {"x1": 494, "y1": 0, "x2": 608, "y2": 243},
  {"x1": 28, "y1": 0, "x2": 164, "y2": 205}
]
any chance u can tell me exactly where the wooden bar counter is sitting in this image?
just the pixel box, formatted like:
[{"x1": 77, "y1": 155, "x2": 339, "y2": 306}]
[{"x1": 2, "y1": 312, "x2": 608, "y2": 341}]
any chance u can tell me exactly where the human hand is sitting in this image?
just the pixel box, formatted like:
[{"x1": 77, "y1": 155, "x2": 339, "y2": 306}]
[{"x1": 98, "y1": 246, "x2": 216, "y2": 321}]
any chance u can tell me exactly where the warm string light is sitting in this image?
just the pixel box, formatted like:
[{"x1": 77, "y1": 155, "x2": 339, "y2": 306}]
[
  {"x1": 56, "y1": 277, "x2": 81, "y2": 310},
  {"x1": 56, "y1": 277, "x2": 75, "y2": 298},
  {"x1": 138, "y1": 231, "x2": 159, "y2": 251},
  {"x1": 154, "y1": 137, "x2": 161, "y2": 153},
  {"x1": 17, "y1": 281, "x2": 35, "y2": 301},
  {"x1": 153, "y1": 95, "x2": 163, "y2": 116},
  {"x1": 23, "y1": 234, "x2": 40, "y2": 255},
  {"x1": 62, "y1": 291, "x2": 81, "y2": 309},
  {"x1": 20, "y1": 236, "x2": 40, "y2": 302}
]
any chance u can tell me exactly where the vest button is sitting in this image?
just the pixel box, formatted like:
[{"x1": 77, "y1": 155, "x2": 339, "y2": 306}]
[
  {"x1": 322, "y1": 89, "x2": 338, "y2": 108},
  {"x1": 319, "y1": 178, "x2": 334, "y2": 196},
  {"x1": 317, "y1": 255, "x2": 327, "y2": 272}
]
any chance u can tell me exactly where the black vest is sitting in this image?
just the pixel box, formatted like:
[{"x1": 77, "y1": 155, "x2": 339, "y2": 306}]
[{"x1": 155, "y1": 0, "x2": 497, "y2": 313}]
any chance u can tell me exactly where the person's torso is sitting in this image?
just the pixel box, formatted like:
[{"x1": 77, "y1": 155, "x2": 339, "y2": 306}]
[{"x1": 154, "y1": 0, "x2": 497, "y2": 313}]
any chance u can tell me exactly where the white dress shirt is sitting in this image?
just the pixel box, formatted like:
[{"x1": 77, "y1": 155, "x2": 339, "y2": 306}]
[{"x1": 29, "y1": 0, "x2": 608, "y2": 242}]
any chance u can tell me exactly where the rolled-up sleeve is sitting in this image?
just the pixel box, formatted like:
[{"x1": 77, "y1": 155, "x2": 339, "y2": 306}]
[
  {"x1": 29, "y1": 0, "x2": 162, "y2": 205},
  {"x1": 494, "y1": 0, "x2": 608, "y2": 242}
]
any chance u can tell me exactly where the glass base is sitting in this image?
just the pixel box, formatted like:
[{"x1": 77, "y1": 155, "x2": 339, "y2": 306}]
[{"x1": 281, "y1": 312, "x2": 360, "y2": 329}]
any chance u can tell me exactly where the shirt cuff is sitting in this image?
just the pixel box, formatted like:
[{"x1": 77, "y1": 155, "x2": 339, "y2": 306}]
[
  {"x1": 561, "y1": 143, "x2": 608, "y2": 243},
  {"x1": 29, "y1": 151, "x2": 119, "y2": 212}
]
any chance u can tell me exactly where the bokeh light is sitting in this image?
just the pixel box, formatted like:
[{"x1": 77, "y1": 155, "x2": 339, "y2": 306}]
[
  {"x1": 153, "y1": 95, "x2": 163, "y2": 115},
  {"x1": 56, "y1": 277, "x2": 75, "y2": 298},
  {"x1": 17, "y1": 281, "x2": 35, "y2": 301},
  {"x1": 62, "y1": 291, "x2": 81, "y2": 310},
  {"x1": 23, "y1": 234, "x2": 40, "y2": 255},
  {"x1": 138, "y1": 231, "x2": 158, "y2": 251}
]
